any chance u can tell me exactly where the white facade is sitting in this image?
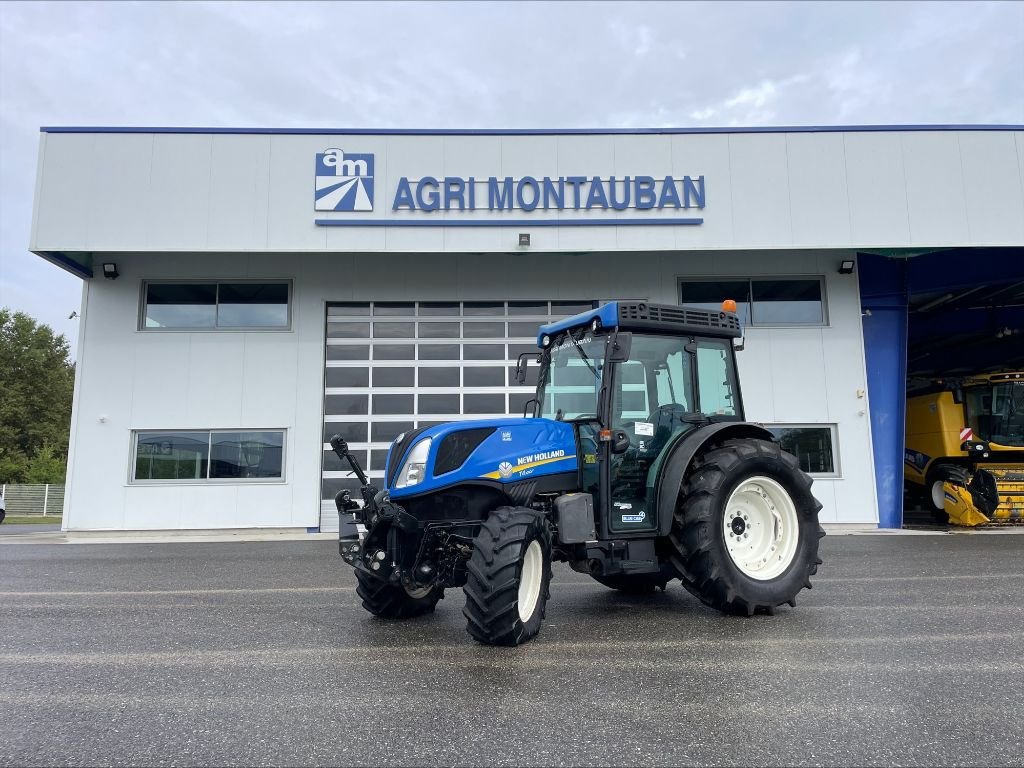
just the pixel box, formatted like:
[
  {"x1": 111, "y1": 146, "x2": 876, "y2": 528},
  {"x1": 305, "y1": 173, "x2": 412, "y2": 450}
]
[{"x1": 30, "y1": 127, "x2": 1024, "y2": 531}]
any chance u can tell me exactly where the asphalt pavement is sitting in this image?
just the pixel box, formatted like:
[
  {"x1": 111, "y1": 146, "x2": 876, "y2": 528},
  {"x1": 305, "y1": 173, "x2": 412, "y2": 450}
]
[{"x1": 1, "y1": 533, "x2": 1021, "y2": 767}]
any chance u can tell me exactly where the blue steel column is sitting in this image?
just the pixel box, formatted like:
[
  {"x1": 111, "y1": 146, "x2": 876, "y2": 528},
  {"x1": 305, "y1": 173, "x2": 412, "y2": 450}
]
[{"x1": 858, "y1": 255, "x2": 909, "y2": 529}]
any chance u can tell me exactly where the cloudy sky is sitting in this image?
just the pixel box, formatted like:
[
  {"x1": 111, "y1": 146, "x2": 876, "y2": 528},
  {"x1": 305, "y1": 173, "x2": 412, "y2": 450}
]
[{"x1": 1, "y1": 0, "x2": 1021, "y2": 356}]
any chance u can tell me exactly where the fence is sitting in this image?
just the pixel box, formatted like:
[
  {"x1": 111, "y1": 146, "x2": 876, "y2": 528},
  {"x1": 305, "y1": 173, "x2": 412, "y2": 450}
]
[{"x1": 0, "y1": 484, "x2": 66, "y2": 516}]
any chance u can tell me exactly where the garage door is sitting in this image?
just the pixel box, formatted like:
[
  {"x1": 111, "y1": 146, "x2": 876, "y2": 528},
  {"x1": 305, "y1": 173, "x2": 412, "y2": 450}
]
[{"x1": 320, "y1": 299, "x2": 593, "y2": 532}]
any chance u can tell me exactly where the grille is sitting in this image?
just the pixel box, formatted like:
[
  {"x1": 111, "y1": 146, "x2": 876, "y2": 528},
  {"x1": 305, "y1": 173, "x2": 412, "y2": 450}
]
[{"x1": 618, "y1": 302, "x2": 742, "y2": 337}]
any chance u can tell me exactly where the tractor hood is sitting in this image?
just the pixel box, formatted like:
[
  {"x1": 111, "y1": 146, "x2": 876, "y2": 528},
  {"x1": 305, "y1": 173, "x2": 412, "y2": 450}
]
[{"x1": 385, "y1": 418, "x2": 578, "y2": 500}]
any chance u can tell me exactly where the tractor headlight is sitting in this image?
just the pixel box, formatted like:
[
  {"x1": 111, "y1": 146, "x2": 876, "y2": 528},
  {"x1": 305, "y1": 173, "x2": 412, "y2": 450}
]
[{"x1": 395, "y1": 438, "x2": 432, "y2": 489}]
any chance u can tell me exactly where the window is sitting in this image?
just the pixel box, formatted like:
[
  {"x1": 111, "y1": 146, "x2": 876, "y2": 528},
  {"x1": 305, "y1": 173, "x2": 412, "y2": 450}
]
[
  {"x1": 143, "y1": 282, "x2": 290, "y2": 329},
  {"x1": 680, "y1": 277, "x2": 826, "y2": 326},
  {"x1": 133, "y1": 430, "x2": 285, "y2": 482},
  {"x1": 765, "y1": 425, "x2": 838, "y2": 475}
]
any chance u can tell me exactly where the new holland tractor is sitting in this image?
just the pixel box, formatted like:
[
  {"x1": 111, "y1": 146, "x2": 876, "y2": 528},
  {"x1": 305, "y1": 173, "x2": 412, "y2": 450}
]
[
  {"x1": 905, "y1": 372, "x2": 1024, "y2": 526},
  {"x1": 331, "y1": 301, "x2": 824, "y2": 646}
]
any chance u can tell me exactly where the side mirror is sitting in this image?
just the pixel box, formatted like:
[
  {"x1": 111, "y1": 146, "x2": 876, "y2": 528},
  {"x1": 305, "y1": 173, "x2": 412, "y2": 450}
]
[
  {"x1": 515, "y1": 352, "x2": 539, "y2": 385},
  {"x1": 611, "y1": 429, "x2": 631, "y2": 454},
  {"x1": 607, "y1": 332, "x2": 632, "y2": 363}
]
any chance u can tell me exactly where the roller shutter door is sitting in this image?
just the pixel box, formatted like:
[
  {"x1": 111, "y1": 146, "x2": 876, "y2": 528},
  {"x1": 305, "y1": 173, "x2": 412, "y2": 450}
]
[{"x1": 319, "y1": 299, "x2": 593, "y2": 532}]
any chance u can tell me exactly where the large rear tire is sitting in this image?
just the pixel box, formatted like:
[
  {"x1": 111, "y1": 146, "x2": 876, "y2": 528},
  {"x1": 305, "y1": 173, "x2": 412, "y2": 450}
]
[
  {"x1": 355, "y1": 571, "x2": 443, "y2": 619},
  {"x1": 463, "y1": 507, "x2": 552, "y2": 646},
  {"x1": 669, "y1": 438, "x2": 824, "y2": 616}
]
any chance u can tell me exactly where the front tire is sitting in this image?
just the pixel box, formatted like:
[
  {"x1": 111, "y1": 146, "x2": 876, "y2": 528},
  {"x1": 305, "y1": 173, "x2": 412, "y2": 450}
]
[
  {"x1": 463, "y1": 507, "x2": 552, "y2": 646},
  {"x1": 669, "y1": 438, "x2": 824, "y2": 616},
  {"x1": 355, "y1": 571, "x2": 443, "y2": 619}
]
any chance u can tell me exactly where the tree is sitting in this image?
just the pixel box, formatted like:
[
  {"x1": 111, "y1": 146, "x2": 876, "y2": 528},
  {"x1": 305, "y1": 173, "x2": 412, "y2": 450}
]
[{"x1": 0, "y1": 309, "x2": 75, "y2": 484}]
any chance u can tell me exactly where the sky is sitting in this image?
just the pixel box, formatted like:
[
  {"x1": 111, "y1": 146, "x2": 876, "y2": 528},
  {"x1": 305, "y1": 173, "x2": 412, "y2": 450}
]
[{"x1": 1, "y1": 0, "x2": 1022, "y2": 358}]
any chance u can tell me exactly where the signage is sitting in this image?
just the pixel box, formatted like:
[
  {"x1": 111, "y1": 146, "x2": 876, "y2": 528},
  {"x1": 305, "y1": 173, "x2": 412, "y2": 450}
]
[{"x1": 314, "y1": 148, "x2": 704, "y2": 226}]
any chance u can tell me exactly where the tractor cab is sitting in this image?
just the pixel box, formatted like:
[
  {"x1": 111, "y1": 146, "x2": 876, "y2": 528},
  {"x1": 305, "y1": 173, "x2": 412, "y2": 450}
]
[{"x1": 529, "y1": 302, "x2": 744, "y2": 538}]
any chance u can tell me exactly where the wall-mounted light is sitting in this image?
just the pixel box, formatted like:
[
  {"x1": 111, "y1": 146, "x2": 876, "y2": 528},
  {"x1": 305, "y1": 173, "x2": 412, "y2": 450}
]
[
  {"x1": 102, "y1": 262, "x2": 119, "y2": 280},
  {"x1": 838, "y1": 259, "x2": 855, "y2": 275},
  {"x1": 518, "y1": 233, "x2": 530, "y2": 247}
]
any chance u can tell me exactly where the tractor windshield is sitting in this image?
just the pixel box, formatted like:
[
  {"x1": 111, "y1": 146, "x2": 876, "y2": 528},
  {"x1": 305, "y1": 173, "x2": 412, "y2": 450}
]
[
  {"x1": 965, "y1": 382, "x2": 1024, "y2": 447},
  {"x1": 537, "y1": 329, "x2": 606, "y2": 421}
]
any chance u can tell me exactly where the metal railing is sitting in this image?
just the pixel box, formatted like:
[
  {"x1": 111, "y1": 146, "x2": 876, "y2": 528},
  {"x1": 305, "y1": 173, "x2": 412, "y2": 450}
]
[{"x1": 0, "y1": 484, "x2": 66, "y2": 516}]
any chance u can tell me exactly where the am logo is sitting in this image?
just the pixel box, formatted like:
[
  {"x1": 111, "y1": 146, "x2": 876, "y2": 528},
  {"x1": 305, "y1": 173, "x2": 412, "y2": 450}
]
[{"x1": 315, "y1": 148, "x2": 374, "y2": 212}]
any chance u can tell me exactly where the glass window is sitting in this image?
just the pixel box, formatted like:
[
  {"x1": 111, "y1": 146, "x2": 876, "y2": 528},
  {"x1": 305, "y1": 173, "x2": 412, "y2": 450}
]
[
  {"x1": 326, "y1": 345, "x2": 369, "y2": 361},
  {"x1": 145, "y1": 283, "x2": 289, "y2": 330},
  {"x1": 327, "y1": 322, "x2": 370, "y2": 339},
  {"x1": 325, "y1": 368, "x2": 369, "y2": 388},
  {"x1": 372, "y1": 422, "x2": 413, "y2": 442},
  {"x1": 508, "y1": 321, "x2": 541, "y2": 338},
  {"x1": 464, "y1": 322, "x2": 505, "y2": 338},
  {"x1": 133, "y1": 430, "x2": 284, "y2": 482},
  {"x1": 420, "y1": 394, "x2": 460, "y2": 414},
  {"x1": 373, "y1": 394, "x2": 414, "y2": 415},
  {"x1": 766, "y1": 426, "x2": 837, "y2": 474},
  {"x1": 418, "y1": 302, "x2": 460, "y2": 316},
  {"x1": 144, "y1": 284, "x2": 217, "y2": 328},
  {"x1": 464, "y1": 367, "x2": 504, "y2": 387},
  {"x1": 679, "y1": 280, "x2": 751, "y2": 325},
  {"x1": 373, "y1": 344, "x2": 415, "y2": 360},
  {"x1": 508, "y1": 301, "x2": 548, "y2": 315},
  {"x1": 323, "y1": 422, "x2": 367, "y2": 443},
  {"x1": 373, "y1": 368, "x2": 414, "y2": 387},
  {"x1": 465, "y1": 344, "x2": 504, "y2": 360},
  {"x1": 419, "y1": 367, "x2": 460, "y2": 387},
  {"x1": 134, "y1": 431, "x2": 209, "y2": 480},
  {"x1": 328, "y1": 303, "x2": 370, "y2": 317},
  {"x1": 324, "y1": 394, "x2": 368, "y2": 415},
  {"x1": 210, "y1": 431, "x2": 284, "y2": 479},
  {"x1": 373, "y1": 302, "x2": 414, "y2": 316},
  {"x1": 373, "y1": 322, "x2": 415, "y2": 338},
  {"x1": 217, "y1": 284, "x2": 289, "y2": 328},
  {"x1": 463, "y1": 302, "x2": 503, "y2": 316},
  {"x1": 419, "y1": 322, "x2": 460, "y2": 338},
  {"x1": 370, "y1": 449, "x2": 391, "y2": 471},
  {"x1": 419, "y1": 344, "x2": 460, "y2": 360},
  {"x1": 696, "y1": 341, "x2": 737, "y2": 417},
  {"x1": 509, "y1": 392, "x2": 536, "y2": 415},
  {"x1": 551, "y1": 301, "x2": 596, "y2": 315},
  {"x1": 751, "y1": 279, "x2": 824, "y2": 325},
  {"x1": 465, "y1": 393, "x2": 504, "y2": 414}
]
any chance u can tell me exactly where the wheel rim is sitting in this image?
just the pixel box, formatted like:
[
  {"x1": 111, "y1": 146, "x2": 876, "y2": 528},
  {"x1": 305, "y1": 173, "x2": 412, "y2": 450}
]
[
  {"x1": 518, "y1": 540, "x2": 543, "y2": 622},
  {"x1": 404, "y1": 584, "x2": 433, "y2": 599},
  {"x1": 722, "y1": 476, "x2": 800, "y2": 581},
  {"x1": 931, "y1": 481, "x2": 947, "y2": 511}
]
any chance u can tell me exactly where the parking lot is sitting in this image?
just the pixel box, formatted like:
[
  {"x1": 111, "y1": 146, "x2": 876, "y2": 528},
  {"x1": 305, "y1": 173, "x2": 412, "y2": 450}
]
[{"x1": 1, "y1": 533, "x2": 1022, "y2": 767}]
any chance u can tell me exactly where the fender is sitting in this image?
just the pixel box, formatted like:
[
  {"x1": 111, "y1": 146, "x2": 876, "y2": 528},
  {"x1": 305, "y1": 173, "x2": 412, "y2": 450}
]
[{"x1": 655, "y1": 422, "x2": 777, "y2": 536}]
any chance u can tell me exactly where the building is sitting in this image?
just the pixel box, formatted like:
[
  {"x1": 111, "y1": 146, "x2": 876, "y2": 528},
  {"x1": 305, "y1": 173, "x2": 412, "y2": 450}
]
[{"x1": 29, "y1": 125, "x2": 1024, "y2": 532}]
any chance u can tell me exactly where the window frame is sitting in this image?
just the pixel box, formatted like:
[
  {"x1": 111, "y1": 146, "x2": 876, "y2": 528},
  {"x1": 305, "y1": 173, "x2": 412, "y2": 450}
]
[
  {"x1": 763, "y1": 423, "x2": 840, "y2": 478},
  {"x1": 677, "y1": 276, "x2": 828, "y2": 328},
  {"x1": 129, "y1": 428, "x2": 287, "y2": 485},
  {"x1": 139, "y1": 279, "x2": 293, "y2": 332}
]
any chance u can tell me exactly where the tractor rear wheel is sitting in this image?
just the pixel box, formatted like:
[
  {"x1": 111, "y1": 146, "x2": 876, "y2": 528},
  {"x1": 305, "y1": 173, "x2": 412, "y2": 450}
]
[
  {"x1": 669, "y1": 438, "x2": 824, "y2": 616},
  {"x1": 463, "y1": 507, "x2": 552, "y2": 646},
  {"x1": 355, "y1": 571, "x2": 443, "y2": 619}
]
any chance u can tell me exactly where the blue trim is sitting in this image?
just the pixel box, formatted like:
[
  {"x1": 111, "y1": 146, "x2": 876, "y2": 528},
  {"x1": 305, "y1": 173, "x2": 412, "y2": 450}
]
[
  {"x1": 39, "y1": 124, "x2": 1024, "y2": 136},
  {"x1": 306, "y1": 526, "x2": 320, "y2": 534},
  {"x1": 36, "y1": 251, "x2": 93, "y2": 279},
  {"x1": 315, "y1": 218, "x2": 703, "y2": 227},
  {"x1": 538, "y1": 302, "x2": 618, "y2": 345}
]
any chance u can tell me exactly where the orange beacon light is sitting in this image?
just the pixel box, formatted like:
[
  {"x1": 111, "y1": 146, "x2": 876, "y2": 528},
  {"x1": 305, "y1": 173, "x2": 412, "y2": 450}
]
[{"x1": 721, "y1": 299, "x2": 738, "y2": 313}]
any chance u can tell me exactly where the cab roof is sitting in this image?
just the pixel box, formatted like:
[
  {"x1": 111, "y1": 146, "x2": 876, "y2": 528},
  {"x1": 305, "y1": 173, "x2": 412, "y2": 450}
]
[{"x1": 537, "y1": 301, "x2": 742, "y2": 346}]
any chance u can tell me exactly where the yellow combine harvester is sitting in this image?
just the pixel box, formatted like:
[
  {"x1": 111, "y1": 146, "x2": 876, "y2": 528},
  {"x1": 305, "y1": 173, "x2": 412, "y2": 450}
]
[{"x1": 905, "y1": 372, "x2": 1024, "y2": 526}]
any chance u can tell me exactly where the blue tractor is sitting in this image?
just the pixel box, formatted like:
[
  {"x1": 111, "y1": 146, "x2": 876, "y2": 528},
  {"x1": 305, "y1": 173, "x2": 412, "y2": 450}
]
[{"x1": 331, "y1": 301, "x2": 824, "y2": 646}]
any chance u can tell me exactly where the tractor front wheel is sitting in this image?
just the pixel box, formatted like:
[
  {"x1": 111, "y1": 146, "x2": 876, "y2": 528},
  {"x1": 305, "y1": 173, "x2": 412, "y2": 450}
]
[
  {"x1": 463, "y1": 507, "x2": 552, "y2": 646},
  {"x1": 669, "y1": 438, "x2": 824, "y2": 616}
]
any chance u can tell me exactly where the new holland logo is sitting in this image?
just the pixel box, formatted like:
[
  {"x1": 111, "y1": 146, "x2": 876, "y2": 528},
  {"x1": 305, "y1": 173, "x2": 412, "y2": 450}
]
[
  {"x1": 315, "y1": 148, "x2": 374, "y2": 212},
  {"x1": 498, "y1": 461, "x2": 514, "y2": 479}
]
